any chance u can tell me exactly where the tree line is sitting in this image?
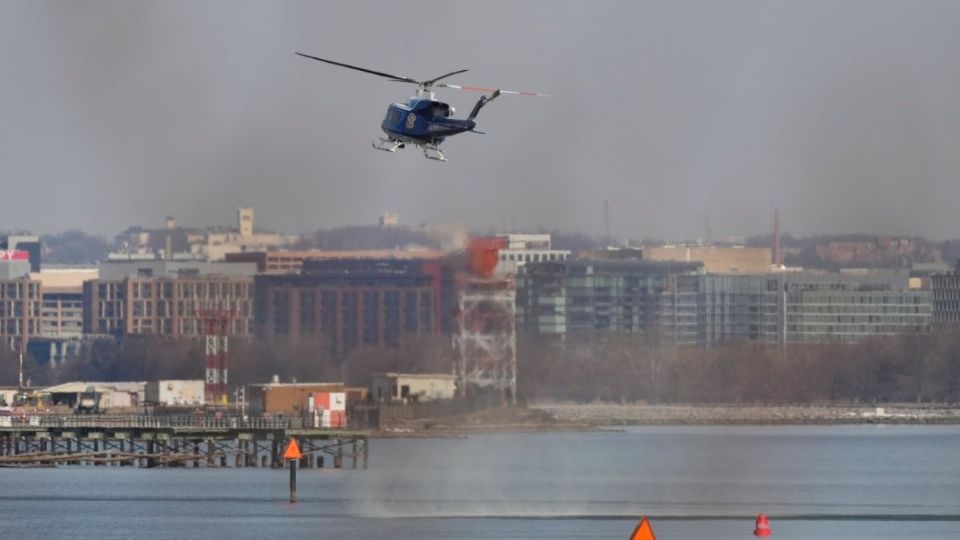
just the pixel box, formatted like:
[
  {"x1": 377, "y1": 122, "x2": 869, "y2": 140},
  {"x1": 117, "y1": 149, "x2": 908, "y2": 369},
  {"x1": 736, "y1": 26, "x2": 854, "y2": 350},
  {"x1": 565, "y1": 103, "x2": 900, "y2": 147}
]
[
  {"x1": 5, "y1": 330, "x2": 960, "y2": 405},
  {"x1": 517, "y1": 330, "x2": 960, "y2": 404}
]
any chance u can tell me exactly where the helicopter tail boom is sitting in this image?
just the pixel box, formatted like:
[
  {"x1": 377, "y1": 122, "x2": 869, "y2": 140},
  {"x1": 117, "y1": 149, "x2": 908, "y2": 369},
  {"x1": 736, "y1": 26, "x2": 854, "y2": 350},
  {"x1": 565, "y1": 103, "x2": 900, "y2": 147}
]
[{"x1": 467, "y1": 89, "x2": 501, "y2": 121}]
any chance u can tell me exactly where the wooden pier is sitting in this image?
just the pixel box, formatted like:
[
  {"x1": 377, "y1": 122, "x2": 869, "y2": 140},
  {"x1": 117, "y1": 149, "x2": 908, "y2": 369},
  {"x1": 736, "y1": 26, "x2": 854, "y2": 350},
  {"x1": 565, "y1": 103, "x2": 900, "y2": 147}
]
[{"x1": 0, "y1": 416, "x2": 368, "y2": 469}]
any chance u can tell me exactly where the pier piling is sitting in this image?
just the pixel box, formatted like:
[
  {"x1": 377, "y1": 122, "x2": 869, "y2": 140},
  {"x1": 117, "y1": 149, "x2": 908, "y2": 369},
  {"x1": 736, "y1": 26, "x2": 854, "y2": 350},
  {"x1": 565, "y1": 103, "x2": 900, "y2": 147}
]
[{"x1": 0, "y1": 416, "x2": 368, "y2": 471}]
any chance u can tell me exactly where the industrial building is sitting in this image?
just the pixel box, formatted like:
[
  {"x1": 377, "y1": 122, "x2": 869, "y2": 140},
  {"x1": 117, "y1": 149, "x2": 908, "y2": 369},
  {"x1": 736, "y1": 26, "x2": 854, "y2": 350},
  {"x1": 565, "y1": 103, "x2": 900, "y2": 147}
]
[
  {"x1": 82, "y1": 276, "x2": 254, "y2": 337},
  {"x1": 254, "y1": 259, "x2": 453, "y2": 356}
]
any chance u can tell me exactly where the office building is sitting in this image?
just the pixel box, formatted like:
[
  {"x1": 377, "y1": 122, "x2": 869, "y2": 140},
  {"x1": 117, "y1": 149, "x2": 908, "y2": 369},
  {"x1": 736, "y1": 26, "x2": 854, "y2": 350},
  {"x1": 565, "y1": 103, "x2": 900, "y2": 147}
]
[
  {"x1": 518, "y1": 262, "x2": 930, "y2": 346},
  {"x1": 83, "y1": 276, "x2": 254, "y2": 337},
  {"x1": 0, "y1": 278, "x2": 42, "y2": 351},
  {"x1": 492, "y1": 234, "x2": 572, "y2": 276},
  {"x1": 254, "y1": 259, "x2": 453, "y2": 356},
  {"x1": 929, "y1": 265, "x2": 960, "y2": 325},
  {"x1": 0, "y1": 235, "x2": 41, "y2": 272},
  {"x1": 516, "y1": 259, "x2": 704, "y2": 336}
]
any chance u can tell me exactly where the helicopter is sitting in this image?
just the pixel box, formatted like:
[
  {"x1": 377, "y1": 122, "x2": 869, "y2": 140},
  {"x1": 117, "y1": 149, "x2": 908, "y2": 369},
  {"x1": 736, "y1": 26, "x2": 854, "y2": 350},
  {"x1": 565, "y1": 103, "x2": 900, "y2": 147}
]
[{"x1": 295, "y1": 52, "x2": 550, "y2": 162}]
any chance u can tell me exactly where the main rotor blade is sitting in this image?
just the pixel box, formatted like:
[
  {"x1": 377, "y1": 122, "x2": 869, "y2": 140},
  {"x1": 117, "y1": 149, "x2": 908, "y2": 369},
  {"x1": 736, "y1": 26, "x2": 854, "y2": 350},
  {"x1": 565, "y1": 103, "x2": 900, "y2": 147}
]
[
  {"x1": 295, "y1": 52, "x2": 418, "y2": 84},
  {"x1": 424, "y1": 69, "x2": 469, "y2": 86},
  {"x1": 440, "y1": 83, "x2": 554, "y2": 97}
]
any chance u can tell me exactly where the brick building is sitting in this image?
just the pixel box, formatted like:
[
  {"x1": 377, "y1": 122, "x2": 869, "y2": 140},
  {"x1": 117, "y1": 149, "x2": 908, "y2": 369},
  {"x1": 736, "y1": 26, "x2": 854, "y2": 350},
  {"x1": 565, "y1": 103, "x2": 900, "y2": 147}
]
[
  {"x1": 82, "y1": 277, "x2": 254, "y2": 337},
  {"x1": 254, "y1": 259, "x2": 453, "y2": 356},
  {"x1": 0, "y1": 278, "x2": 42, "y2": 351}
]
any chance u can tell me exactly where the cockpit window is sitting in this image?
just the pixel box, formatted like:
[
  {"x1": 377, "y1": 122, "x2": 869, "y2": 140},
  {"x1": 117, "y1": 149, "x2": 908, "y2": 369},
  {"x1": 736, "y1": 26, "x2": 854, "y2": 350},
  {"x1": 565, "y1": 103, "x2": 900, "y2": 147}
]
[{"x1": 432, "y1": 103, "x2": 449, "y2": 118}]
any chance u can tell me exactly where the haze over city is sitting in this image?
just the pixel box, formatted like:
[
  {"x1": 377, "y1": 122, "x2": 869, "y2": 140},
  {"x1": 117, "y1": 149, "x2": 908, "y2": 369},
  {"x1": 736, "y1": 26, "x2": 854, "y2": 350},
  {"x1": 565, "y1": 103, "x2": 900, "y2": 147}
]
[
  {"x1": 5, "y1": 4, "x2": 960, "y2": 540},
  {"x1": 2, "y1": 1, "x2": 960, "y2": 239}
]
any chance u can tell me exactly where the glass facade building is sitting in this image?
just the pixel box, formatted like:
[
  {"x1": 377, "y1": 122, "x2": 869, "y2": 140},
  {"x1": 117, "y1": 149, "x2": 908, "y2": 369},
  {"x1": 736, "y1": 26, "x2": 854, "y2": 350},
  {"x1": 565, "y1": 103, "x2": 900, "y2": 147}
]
[{"x1": 518, "y1": 263, "x2": 931, "y2": 345}]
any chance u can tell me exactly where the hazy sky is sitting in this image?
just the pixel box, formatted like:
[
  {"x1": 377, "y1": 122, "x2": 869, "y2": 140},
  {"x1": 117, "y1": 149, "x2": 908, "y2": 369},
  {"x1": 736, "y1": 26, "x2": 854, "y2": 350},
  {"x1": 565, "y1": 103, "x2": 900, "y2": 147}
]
[{"x1": 2, "y1": 1, "x2": 959, "y2": 240}]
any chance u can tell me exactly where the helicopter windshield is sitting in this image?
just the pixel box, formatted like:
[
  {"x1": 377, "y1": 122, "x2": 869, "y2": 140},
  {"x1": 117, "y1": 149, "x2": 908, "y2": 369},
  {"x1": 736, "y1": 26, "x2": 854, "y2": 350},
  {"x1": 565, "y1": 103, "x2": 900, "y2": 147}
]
[{"x1": 431, "y1": 103, "x2": 451, "y2": 118}]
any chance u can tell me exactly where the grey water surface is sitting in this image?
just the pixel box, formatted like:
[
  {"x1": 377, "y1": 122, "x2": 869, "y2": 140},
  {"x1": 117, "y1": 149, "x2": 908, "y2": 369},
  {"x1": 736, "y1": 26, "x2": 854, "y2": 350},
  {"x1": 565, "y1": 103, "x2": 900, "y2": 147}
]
[{"x1": 2, "y1": 425, "x2": 959, "y2": 539}]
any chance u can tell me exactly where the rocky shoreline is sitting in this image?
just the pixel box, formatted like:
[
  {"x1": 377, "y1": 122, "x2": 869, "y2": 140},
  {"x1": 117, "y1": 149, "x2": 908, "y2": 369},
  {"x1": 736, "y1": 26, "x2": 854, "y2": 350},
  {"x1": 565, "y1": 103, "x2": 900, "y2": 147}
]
[{"x1": 533, "y1": 402, "x2": 960, "y2": 425}]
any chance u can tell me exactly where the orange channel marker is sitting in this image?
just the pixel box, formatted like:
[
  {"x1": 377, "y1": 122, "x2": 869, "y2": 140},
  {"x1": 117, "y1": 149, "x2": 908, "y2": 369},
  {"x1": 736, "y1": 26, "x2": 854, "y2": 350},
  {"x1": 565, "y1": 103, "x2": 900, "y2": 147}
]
[
  {"x1": 283, "y1": 438, "x2": 303, "y2": 460},
  {"x1": 628, "y1": 516, "x2": 657, "y2": 540}
]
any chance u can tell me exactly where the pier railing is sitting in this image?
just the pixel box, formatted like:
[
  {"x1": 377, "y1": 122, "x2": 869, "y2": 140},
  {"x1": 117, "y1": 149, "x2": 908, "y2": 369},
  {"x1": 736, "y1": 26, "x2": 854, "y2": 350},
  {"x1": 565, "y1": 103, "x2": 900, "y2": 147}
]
[{"x1": 6, "y1": 415, "x2": 301, "y2": 430}]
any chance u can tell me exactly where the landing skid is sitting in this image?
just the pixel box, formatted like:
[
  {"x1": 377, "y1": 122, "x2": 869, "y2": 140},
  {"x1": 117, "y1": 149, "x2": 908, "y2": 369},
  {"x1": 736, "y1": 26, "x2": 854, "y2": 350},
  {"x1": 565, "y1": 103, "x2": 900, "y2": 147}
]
[
  {"x1": 372, "y1": 138, "x2": 403, "y2": 153},
  {"x1": 421, "y1": 144, "x2": 446, "y2": 162},
  {"x1": 371, "y1": 138, "x2": 447, "y2": 162}
]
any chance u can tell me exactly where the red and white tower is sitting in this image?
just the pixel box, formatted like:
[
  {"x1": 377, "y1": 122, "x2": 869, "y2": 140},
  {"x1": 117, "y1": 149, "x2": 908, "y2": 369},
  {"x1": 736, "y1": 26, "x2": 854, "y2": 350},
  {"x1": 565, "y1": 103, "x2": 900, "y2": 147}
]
[
  {"x1": 455, "y1": 238, "x2": 517, "y2": 404},
  {"x1": 200, "y1": 310, "x2": 233, "y2": 405}
]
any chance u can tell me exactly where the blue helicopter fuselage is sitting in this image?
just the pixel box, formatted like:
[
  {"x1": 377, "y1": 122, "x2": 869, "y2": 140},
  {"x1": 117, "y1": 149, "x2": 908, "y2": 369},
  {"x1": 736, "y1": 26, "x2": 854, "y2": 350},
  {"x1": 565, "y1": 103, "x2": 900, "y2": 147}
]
[{"x1": 381, "y1": 98, "x2": 476, "y2": 145}]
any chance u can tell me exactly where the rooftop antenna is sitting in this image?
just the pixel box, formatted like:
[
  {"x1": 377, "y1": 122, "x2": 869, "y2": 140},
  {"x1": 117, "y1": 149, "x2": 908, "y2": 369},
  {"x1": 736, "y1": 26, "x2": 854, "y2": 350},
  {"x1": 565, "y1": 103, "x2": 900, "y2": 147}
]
[
  {"x1": 603, "y1": 200, "x2": 611, "y2": 244},
  {"x1": 774, "y1": 208, "x2": 782, "y2": 267},
  {"x1": 705, "y1": 199, "x2": 712, "y2": 245}
]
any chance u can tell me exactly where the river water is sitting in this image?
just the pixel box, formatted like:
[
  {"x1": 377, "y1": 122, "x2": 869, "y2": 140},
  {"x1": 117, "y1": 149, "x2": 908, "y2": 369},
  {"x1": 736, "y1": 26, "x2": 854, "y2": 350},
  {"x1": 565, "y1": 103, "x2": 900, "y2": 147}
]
[{"x1": 1, "y1": 425, "x2": 959, "y2": 539}]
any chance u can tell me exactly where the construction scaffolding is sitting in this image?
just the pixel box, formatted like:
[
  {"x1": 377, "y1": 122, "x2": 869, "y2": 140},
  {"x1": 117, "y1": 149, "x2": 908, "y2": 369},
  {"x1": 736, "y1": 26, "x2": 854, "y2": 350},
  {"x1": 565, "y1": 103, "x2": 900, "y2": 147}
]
[{"x1": 454, "y1": 238, "x2": 517, "y2": 404}]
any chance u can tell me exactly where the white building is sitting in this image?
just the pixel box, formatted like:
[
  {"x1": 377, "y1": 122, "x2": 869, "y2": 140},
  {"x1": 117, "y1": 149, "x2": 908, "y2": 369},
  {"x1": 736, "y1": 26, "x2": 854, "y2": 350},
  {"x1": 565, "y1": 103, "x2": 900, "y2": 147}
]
[
  {"x1": 495, "y1": 233, "x2": 571, "y2": 276},
  {"x1": 371, "y1": 373, "x2": 457, "y2": 403},
  {"x1": 145, "y1": 380, "x2": 205, "y2": 406},
  {"x1": 112, "y1": 207, "x2": 299, "y2": 262}
]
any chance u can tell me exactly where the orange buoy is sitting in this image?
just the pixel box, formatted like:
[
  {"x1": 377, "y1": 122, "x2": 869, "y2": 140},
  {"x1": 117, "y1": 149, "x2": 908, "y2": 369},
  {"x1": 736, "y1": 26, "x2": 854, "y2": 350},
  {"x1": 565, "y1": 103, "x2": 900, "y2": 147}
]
[{"x1": 753, "y1": 513, "x2": 772, "y2": 537}]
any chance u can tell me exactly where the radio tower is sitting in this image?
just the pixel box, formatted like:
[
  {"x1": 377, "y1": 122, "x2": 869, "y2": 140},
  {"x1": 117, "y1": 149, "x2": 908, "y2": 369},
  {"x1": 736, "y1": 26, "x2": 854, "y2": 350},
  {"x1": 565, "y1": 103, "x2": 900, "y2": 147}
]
[
  {"x1": 603, "y1": 200, "x2": 611, "y2": 243},
  {"x1": 200, "y1": 310, "x2": 233, "y2": 405},
  {"x1": 455, "y1": 238, "x2": 517, "y2": 404},
  {"x1": 774, "y1": 209, "x2": 782, "y2": 267}
]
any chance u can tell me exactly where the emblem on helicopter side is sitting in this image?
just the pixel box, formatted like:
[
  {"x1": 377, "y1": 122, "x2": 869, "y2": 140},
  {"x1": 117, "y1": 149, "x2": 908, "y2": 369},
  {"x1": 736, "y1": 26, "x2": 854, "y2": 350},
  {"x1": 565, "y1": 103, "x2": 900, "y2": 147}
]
[{"x1": 406, "y1": 113, "x2": 417, "y2": 129}]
